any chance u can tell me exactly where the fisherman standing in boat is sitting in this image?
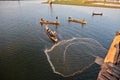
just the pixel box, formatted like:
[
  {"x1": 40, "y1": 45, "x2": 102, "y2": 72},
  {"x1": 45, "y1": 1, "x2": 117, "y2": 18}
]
[
  {"x1": 53, "y1": 31, "x2": 56, "y2": 37},
  {"x1": 68, "y1": 17, "x2": 71, "y2": 20},
  {"x1": 56, "y1": 16, "x2": 58, "y2": 22},
  {"x1": 55, "y1": 16, "x2": 59, "y2": 24},
  {"x1": 56, "y1": 16, "x2": 58, "y2": 20},
  {"x1": 40, "y1": 18, "x2": 43, "y2": 21}
]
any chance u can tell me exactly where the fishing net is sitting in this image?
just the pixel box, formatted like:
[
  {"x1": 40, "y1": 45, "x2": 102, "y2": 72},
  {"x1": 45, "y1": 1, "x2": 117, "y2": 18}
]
[{"x1": 44, "y1": 38, "x2": 107, "y2": 77}]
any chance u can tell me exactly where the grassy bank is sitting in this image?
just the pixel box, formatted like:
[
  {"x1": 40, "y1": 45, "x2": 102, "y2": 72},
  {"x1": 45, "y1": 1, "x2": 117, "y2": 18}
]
[{"x1": 50, "y1": 0, "x2": 120, "y2": 9}]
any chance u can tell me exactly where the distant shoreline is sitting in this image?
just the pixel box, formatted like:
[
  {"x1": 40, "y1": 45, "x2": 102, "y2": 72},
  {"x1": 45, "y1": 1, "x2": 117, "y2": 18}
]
[
  {"x1": 1, "y1": 0, "x2": 120, "y2": 9},
  {"x1": 44, "y1": 1, "x2": 120, "y2": 9},
  {"x1": 0, "y1": 0, "x2": 21, "y2": 1}
]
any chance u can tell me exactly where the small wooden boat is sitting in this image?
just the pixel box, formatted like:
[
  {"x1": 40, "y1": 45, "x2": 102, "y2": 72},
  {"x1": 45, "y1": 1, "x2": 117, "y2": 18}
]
[
  {"x1": 68, "y1": 17, "x2": 87, "y2": 24},
  {"x1": 48, "y1": 0, "x2": 52, "y2": 4},
  {"x1": 92, "y1": 12, "x2": 103, "y2": 16},
  {"x1": 48, "y1": 1, "x2": 52, "y2": 4},
  {"x1": 45, "y1": 25, "x2": 58, "y2": 42},
  {"x1": 40, "y1": 18, "x2": 60, "y2": 25}
]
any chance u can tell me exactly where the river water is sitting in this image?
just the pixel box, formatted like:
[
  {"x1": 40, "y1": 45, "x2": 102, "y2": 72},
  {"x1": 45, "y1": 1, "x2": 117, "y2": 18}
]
[{"x1": 0, "y1": 1, "x2": 120, "y2": 80}]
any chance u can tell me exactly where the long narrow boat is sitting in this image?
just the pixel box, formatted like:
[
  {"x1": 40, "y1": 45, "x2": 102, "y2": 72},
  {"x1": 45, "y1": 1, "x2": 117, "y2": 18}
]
[
  {"x1": 68, "y1": 17, "x2": 87, "y2": 24},
  {"x1": 96, "y1": 31, "x2": 120, "y2": 80},
  {"x1": 45, "y1": 25, "x2": 58, "y2": 42},
  {"x1": 40, "y1": 18, "x2": 60, "y2": 25},
  {"x1": 92, "y1": 12, "x2": 103, "y2": 16}
]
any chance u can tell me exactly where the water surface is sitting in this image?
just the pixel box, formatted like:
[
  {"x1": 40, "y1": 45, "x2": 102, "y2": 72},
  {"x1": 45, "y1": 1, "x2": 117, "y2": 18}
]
[{"x1": 0, "y1": 1, "x2": 120, "y2": 80}]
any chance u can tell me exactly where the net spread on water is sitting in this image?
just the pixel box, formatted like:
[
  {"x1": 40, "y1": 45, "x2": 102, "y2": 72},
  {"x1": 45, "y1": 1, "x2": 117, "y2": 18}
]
[{"x1": 44, "y1": 38, "x2": 107, "y2": 77}]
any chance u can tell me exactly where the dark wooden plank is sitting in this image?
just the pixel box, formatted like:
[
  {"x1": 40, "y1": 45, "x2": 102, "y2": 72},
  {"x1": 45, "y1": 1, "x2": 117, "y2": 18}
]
[
  {"x1": 98, "y1": 73, "x2": 109, "y2": 80},
  {"x1": 101, "y1": 71, "x2": 117, "y2": 80},
  {"x1": 101, "y1": 63, "x2": 120, "y2": 78},
  {"x1": 106, "y1": 69, "x2": 120, "y2": 78},
  {"x1": 107, "y1": 63, "x2": 120, "y2": 72}
]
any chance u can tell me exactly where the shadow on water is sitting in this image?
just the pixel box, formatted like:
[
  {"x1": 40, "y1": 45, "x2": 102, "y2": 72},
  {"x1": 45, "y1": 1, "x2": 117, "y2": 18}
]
[
  {"x1": 68, "y1": 22, "x2": 86, "y2": 28},
  {"x1": 44, "y1": 37, "x2": 107, "y2": 77},
  {"x1": 49, "y1": 4, "x2": 53, "y2": 17},
  {"x1": 18, "y1": 0, "x2": 21, "y2": 7},
  {"x1": 40, "y1": 23, "x2": 43, "y2": 27}
]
